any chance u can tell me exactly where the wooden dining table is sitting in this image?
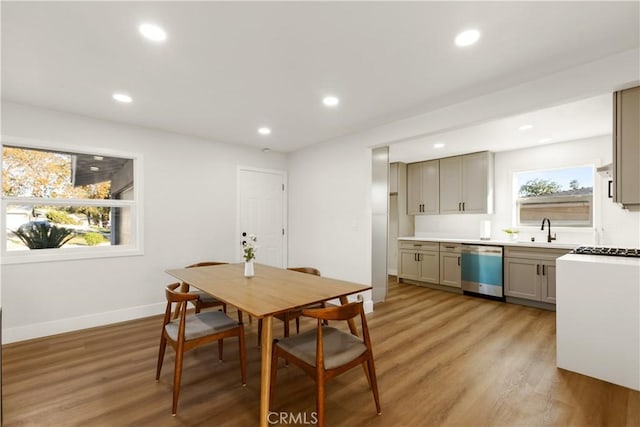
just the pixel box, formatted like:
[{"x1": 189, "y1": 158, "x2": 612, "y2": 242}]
[{"x1": 165, "y1": 262, "x2": 371, "y2": 427}]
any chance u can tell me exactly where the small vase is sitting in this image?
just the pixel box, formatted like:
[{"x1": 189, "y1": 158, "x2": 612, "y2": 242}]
[{"x1": 244, "y1": 260, "x2": 254, "y2": 277}]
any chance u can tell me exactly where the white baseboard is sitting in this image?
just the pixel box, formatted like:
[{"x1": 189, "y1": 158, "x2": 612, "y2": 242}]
[
  {"x1": 3, "y1": 293, "x2": 376, "y2": 344},
  {"x1": 3, "y1": 302, "x2": 165, "y2": 344}
]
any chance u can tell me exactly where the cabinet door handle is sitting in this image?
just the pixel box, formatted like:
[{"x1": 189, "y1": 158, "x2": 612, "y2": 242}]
[
  {"x1": 536, "y1": 264, "x2": 540, "y2": 275},
  {"x1": 458, "y1": 202, "x2": 461, "y2": 211},
  {"x1": 457, "y1": 256, "x2": 460, "y2": 266},
  {"x1": 462, "y1": 202, "x2": 465, "y2": 211},
  {"x1": 542, "y1": 265, "x2": 546, "y2": 276},
  {"x1": 608, "y1": 180, "x2": 613, "y2": 198}
]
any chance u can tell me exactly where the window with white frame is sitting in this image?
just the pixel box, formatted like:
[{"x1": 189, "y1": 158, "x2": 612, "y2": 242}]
[
  {"x1": 515, "y1": 165, "x2": 594, "y2": 227},
  {"x1": 2, "y1": 143, "x2": 141, "y2": 262}
]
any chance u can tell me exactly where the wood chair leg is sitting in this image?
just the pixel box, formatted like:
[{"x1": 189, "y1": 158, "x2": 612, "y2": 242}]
[
  {"x1": 316, "y1": 376, "x2": 325, "y2": 427},
  {"x1": 283, "y1": 313, "x2": 290, "y2": 338},
  {"x1": 156, "y1": 334, "x2": 167, "y2": 380},
  {"x1": 295, "y1": 317, "x2": 300, "y2": 334},
  {"x1": 172, "y1": 346, "x2": 185, "y2": 416},
  {"x1": 222, "y1": 303, "x2": 227, "y2": 313},
  {"x1": 237, "y1": 310, "x2": 244, "y2": 324},
  {"x1": 257, "y1": 319, "x2": 263, "y2": 347},
  {"x1": 366, "y1": 358, "x2": 382, "y2": 415},
  {"x1": 239, "y1": 327, "x2": 247, "y2": 385},
  {"x1": 218, "y1": 339, "x2": 224, "y2": 362}
]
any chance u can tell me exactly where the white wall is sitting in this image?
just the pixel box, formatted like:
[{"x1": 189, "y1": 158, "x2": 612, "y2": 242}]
[
  {"x1": 1, "y1": 102, "x2": 287, "y2": 342},
  {"x1": 287, "y1": 138, "x2": 373, "y2": 284},
  {"x1": 414, "y1": 135, "x2": 640, "y2": 248}
]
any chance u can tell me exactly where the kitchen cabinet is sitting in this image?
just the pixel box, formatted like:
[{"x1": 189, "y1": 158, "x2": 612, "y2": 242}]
[
  {"x1": 398, "y1": 240, "x2": 439, "y2": 284},
  {"x1": 439, "y1": 243, "x2": 461, "y2": 288},
  {"x1": 504, "y1": 247, "x2": 569, "y2": 304},
  {"x1": 613, "y1": 85, "x2": 640, "y2": 210},
  {"x1": 439, "y1": 151, "x2": 493, "y2": 214},
  {"x1": 407, "y1": 160, "x2": 439, "y2": 215},
  {"x1": 389, "y1": 163, "x2": 414, "y2": 276}
]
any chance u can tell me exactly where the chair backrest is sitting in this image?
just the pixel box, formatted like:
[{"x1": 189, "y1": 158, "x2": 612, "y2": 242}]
[
  {"x1": 185, "y1": 261, "x2": 228, "y2": 268},
  {"x1": 287, "y1": 267, "x2": 321, "y2": 276},
  {"x1": 302, "y1": 301, "x2": 373, "y2": 370},
  {"x1": 302, "y1": 301, "x2": 361, "y2": 322},
  {"x1": 162, "y1": 283, "x2": 199, "y2": 329}
]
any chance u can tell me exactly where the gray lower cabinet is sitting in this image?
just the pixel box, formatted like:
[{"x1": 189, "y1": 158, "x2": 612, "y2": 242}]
[
  {"x1": 398, "y1": 241, "x2": 439, "y2": 284},
  {"x1": 439, "y1": 243, "x2": 461, "y2": 288},
  {"x1": 504, "y1": 247, "x2": 568, "y2": 304}
]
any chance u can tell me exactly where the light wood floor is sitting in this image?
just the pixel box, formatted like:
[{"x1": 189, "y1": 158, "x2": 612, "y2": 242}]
[{"x1": 3, "y1": 279, "x2": 639, "y2": 426}]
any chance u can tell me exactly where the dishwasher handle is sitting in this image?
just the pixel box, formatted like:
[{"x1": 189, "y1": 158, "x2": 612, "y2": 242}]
[{"x1": 461, "y1": 245, "x2": 503, "y2": 256}]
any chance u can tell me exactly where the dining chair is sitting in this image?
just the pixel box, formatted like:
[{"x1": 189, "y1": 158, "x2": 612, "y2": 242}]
[
  {"x1": 172, "y1": 262, "x2": 228, "y2": 321},
  {"x1": 269, "y1": 301, "x2": 381, "y2": 426},
  {"x1": 156, "y1": 283, "x2": 247, "y2": 415},
  {"x1": 257, "y1": 267, "x2": 323, "y2": 346}
]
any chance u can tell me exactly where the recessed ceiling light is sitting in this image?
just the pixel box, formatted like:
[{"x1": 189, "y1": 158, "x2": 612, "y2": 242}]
[
  {"x1": 262, "y1": 148, "x2": 271, "y2": 153},
  {"x1": 538, "y1": 138, "x2": 553, "y2": 143},
  {"x1": 138, "y1": 23, "x2": 167, "y2": 42},
  {"x1": 90, "y1": 166, "x2": 100, "y2": 172},
  {"x1": 455, "y1": 29, "x2": 480, "y2": 47},
  {"x1": 112, "y1": 93, "x2": 132, "y2": 103},
  {"x1": 518, "y1": 124, "x2": 534, "y2": 131},
  {"x1": 93, "y1": 155, "x2": 104, "y2": 161},
  {"x1": 323, "y1": 96, "x2": 340, "y2": 107},
  {"x1": 433, "y1": 143, "x2": 445, "y2": 148},
  {"x1": 258, "y1": 127, "x2": 271, "y2": 135}
]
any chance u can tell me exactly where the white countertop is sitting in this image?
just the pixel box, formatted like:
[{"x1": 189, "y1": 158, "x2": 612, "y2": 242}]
[
  {"x1": 558, "y1": 253, "x2": 640, "y2": 266},
  {"x1": 398, "y1": 236, "x2": 579, "y2": 250}
]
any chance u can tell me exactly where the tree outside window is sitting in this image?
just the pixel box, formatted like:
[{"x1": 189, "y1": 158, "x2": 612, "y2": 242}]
[
  {"x1": 515, "y1": 166, "x2": 594, "y2": 227},
  {"x1": 2, "y1": 145, "x2": 135, "y2": 252}
]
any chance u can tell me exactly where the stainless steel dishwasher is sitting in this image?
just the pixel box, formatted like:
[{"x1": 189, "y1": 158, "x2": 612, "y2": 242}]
[{"x1": 461, "y1": 244, "x2": 504, "y2": 298}]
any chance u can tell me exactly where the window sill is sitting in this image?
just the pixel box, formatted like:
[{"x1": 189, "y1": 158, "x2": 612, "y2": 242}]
[{"x1": 1, "y1": 246, "x2": 144, "y2": 265}]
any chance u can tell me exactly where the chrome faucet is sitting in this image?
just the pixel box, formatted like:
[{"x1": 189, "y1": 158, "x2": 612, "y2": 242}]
[{"x1": 541, "y1": 218, "x2": 556, "y2": 243}]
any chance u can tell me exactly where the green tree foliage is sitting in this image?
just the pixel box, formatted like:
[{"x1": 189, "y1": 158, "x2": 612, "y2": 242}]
[
  {"x1": 14, "y1": 222, "x2": 74, "y2": 249},
  {"x1": 569, "y1": 179, "x2": 580, "y2": 190},
  {"x1": 519, "y1": 178, "x2": 562, "y2": 197},
  {"x1": 83, "y1": 232, "x2": 105, "y2": 246},
  {"x1": 46, "y1": 209, "x2": 79, "y2": 225}
]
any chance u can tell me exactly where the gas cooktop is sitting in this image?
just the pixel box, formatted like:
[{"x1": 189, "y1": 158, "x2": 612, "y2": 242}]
[{"x1": 571, "y1": 246, "x2": 640, "y2": 257}]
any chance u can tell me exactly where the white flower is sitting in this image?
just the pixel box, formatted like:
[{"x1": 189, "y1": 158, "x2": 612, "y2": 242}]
[{"x1": 242, "y1": 233, "x2": 258, "y2": 262}]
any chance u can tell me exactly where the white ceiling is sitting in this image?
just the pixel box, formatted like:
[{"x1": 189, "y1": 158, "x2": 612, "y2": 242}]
[
  {"x1": 389, "y1": 93, "x2": 612, "y2": 163},
  {"x1": 1, "y1": 2, "x2": 639, "y2": 153}
]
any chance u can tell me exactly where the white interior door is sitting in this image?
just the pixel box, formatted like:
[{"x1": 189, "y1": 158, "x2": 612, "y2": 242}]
[{"x1": 238, "y1": 167, "x2": 286, "y2": 268}]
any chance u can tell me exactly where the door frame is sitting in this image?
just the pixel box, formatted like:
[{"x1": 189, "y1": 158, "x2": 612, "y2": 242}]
[{"x1": 236, "y1": 166, "x2": 288, "y2": 266}]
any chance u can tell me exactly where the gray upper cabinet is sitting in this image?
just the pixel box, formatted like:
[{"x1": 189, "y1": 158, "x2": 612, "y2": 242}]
[
  {"x1": 439, "y1": 156, "x2": 462, "y2": 214},
  {"x1": 439, "y1": 152, "x2": 493, "y2": 214},
  {"x1": 613, "y1": 85, "x2": 640, "y2": 210},
  {"x1": 407, "y1": 160, "x2": 439, "y2": 215}
]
